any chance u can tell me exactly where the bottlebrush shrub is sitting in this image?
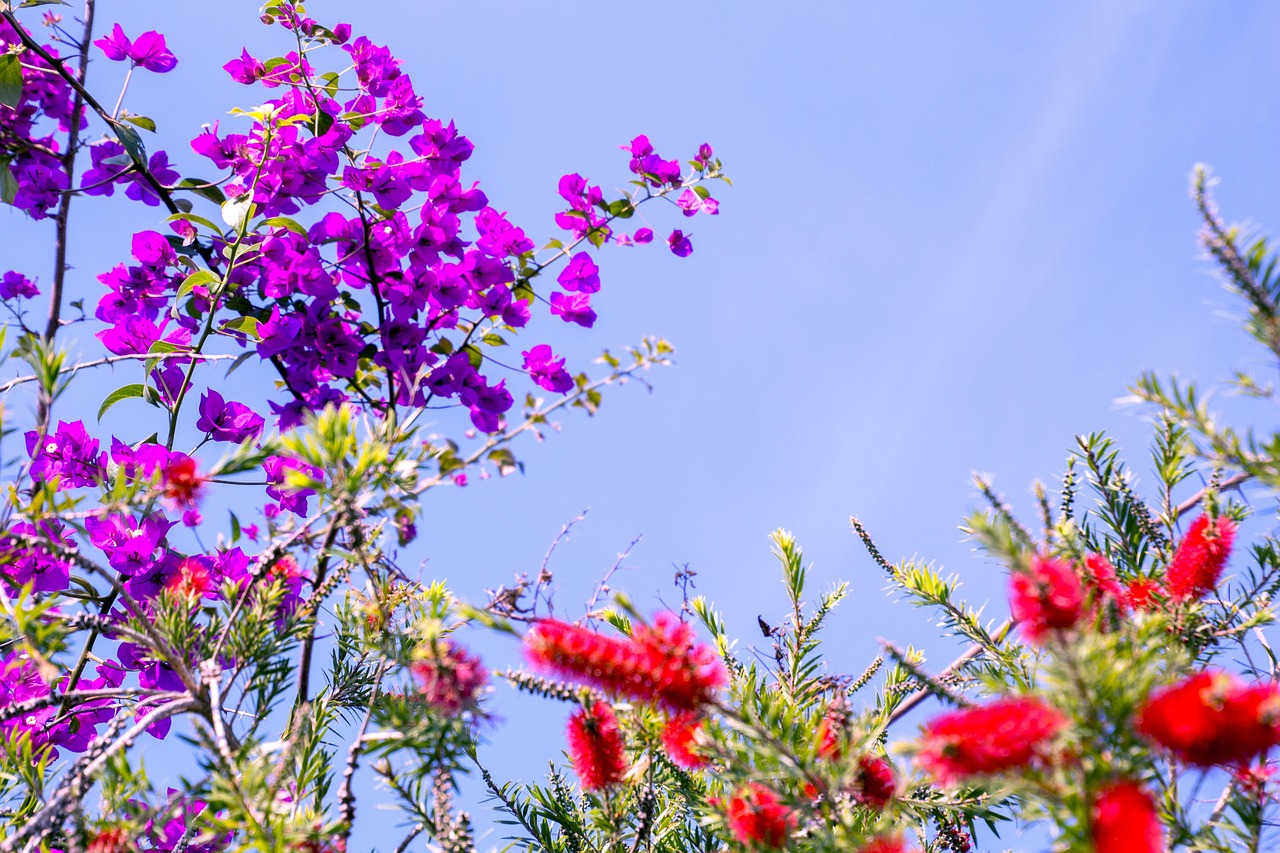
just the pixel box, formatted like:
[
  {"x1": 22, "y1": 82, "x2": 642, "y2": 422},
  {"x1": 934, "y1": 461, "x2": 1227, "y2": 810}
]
[
  {"x1": 485, "y1": 172, "x2": 1280, "y2": 853},
  {"x1": 0, "y1": 0, "x2": 728, "y2": 849}
]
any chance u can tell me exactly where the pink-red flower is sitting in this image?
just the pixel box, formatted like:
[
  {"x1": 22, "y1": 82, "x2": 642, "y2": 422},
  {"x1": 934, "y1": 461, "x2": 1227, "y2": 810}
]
[
  {"x1": 410, "y1": 639, "x2": 488, "y2": 716},
  {"x1": 1091, "y1": 781, "x2": 1163, "y2": 853},
  {"x1": 1123, "y1": 577, "x2": 1165, "y2": 611},
  {"x1": 1009, "y1": 555, "x2": 1085, "y2": 643},
  {"x1": 815, "y1": 701, "x2": 849, "y2": 761},
  {"x1": 1167, "y1": 514, "x2": 1237, "y2": 601},
  {"x1": 853, "y1": 755, "x2": 896, "y2": 810},
  {"x1": 524, "y1": 613, "x2": 725, "y2": 711},
  {"x1": 916, "y1": 696, "x2": 1068, "y2": 784},
  {"x1": 725, "y1": 783, "x2": 793, "y2": 849},
  {"x1": 1136, "y1": 671, "x2": 1280, "y2": 767},
  {"x1": 161, "y1": 455, "x2": 206, "y2": 510},
  {"x1": 566, "y1": 701, "x2": 627, "y2": 791},
  {"x1": 86, "y1": 827, "x2": 131, "y2": 853},
  {"x1": 1084, "y1": 553, "x2": 1127, "y2": 609},
  {"x1": 661, "y1": 711, "x2": 709, "y2": 770}
]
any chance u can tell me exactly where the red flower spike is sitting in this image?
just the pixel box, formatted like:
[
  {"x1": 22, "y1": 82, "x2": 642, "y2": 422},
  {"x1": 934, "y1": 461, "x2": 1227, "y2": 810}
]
[
  {"x1": 1167, "y1": 513, "x2": 1237, "y2": 601},
  {"x1": 1084, "y1": 553, "x2": 1127, "y2": 609},
  {"x1": 165, "y1": 557, "x2": 214, "y2": 602},
  {"x1": 410, "y1": 639, "x2": 488, "y2": 717},
  {"x1": 629, "y1": 612, "x2": 727, "y2": 710},
  {"x1": 1091, "y1": 781, "x2": 1163, "y2": 853},
  {"x1": 566, "y1": 701, "x2": 627, "y2": 791},
  {"x1": 815, "y1": 699, "x2": 850, "y2": 761},
  {"x1": 1136, "y1": 671, "x2": 1280, "y2": 767},
  {"x1": 661, "y1": 711, "x2": 709, "y2": 770},
  {"x1": 1123, "y1": 578, "x2": 1165, "y2": 611},
  {"x1": 916, "y1": 696, "x2": 1068, "y2": 784},
  {"x1": 524, "y1": 613, "x2": 725, "y2": 711},
  {"x1": 853, "y1": 755, "x2": 896, "y2": 810},
  {"x1": 87, "y1": 827, "x2": 131, "y2": 853},
  {"x1": 1009, "y1": 555, "x2": 1085, "y2": 643},
  {"x1": 725, "y1": 783, "x2": 794, "y2": 850},
  {"x1": 161, "y1": 455, "x2": 206, "y2": 509}
]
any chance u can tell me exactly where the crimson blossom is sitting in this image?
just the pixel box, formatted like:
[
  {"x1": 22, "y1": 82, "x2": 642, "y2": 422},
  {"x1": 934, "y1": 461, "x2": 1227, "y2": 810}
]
[
  {"x1": 524, "y1": 612, "x2": 726, "y2": 711},
  {"x1": 1090, "y1": 781, "x2": 1164, "y2": 853},
  {"x1": 1166, "y1": 513, "x2": 1237, "y2": 601},
  {"x1": 566, "y1": 701, "x2": 628, "y2": 792},
  {"x1": 409, "y1": 639, "x2": 488, "y2": 716},
  {"x1": 1008, "y1": 555, "x2": 1085, "y2": 643},
  {"x1": 915, "y1": 696, "x2": 1068, "y2": 784},
  {"x1": 661, "y1": 711, "x2": 709, "y2": 770},
  {"x1": 1136, "y1": 671, "x2": 1280, "y2": 767},
  {"x1": 724, "y1": 783, "x2": 794, "y2": 850}
]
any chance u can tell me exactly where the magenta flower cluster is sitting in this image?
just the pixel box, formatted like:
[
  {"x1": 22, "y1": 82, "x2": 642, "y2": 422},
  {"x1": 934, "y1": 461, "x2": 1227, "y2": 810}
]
[{"x1": 0, "y1": 2, "x2": 726, "y2": 833}]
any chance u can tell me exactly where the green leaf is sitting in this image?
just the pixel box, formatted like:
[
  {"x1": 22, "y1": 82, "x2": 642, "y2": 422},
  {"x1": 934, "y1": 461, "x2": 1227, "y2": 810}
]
[
  {"x1": 167, "y1": 212, "x2": 224, "y2": 235},
  {"x1": 224, "y1": 351, "x2": 255, "y2": 378},
  {"x1": 98, "y1": 384, "x2": 155, "y2": 420},
  {"x1": 463, "y1": 344, "x2": 483, "y2": 369},
  {"x1": 260, "y1": 216, "x2": 307, "y2": 236},
  {"x1": 18, "y1": 0, "x2": 71, "y2": 7},
  {"x1": 0, "y1": 157, "x2": 17, "y2": 206},
  {"x1": 113, "y1": 123, "x2": 147, "y2": 165},
  {"x1": 175, "y1": 178, "x2": 226, "y2": 206},
  {"x1": 481, "y1": 332, "x2": 507, "y2": 347},
  {"x1": 220, "y1": 315, "x2": 260, "y2": 340},
  {"x1": 121, "y1": 113, "x2": 157, "y2": 133},
  {"x1": 171, "y1": 270, "x2": 219, "y2": 317},
  {"x1": 0, "y1": 54, "x2": 22, "y2": 111},
  {"x1": 607, "y1": 198, "x2": 635, "y2": 218}
]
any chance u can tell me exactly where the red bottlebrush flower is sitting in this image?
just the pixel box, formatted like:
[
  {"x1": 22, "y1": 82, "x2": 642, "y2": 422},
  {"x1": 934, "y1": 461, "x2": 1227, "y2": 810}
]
[
  {"x1": 630, "y1": 612, "x2": 728, "y2": 710},
  {"x1": 410, "y1": 639, "x2": 488, "y2": 716},
  {"x1": 815, "y1": 699, "x2": 849, "y2": 761},
  {"x1": 1166, "y1": 513, "x2": 1237, "y2": 601},
  {"x1": 87, "y1": 827, "x2": 131, "y2": 853},
  {"x1": 165, "y1": 557, "x2": 215, "y2": 602},
  {"x1": 661, "y1": 711, "x2": 709, "y2": 770},
  {"x1": 161, "y1": 454, "x2": 206, "y2": 509},
  {"x1": 853, "y1": 755, "x2": 896, "y2": 810},
  {"x1": 1084, "y1": 553, "x2": 1127, "y2": 608},
  {"x1": 1123, "y1": 577, "x2": 1165, "y2": 611},
  {"x1": 525, "y1": 613, "x2": 725, "y2": 711},
  {"x1": 1009, "y1": 555, "x2": 1085, "y2": 643},
  {"x1": 566, "y1": 701, "x2": 628, "y2": 791},
  {"x1": 1136, "y1": 671, "x2": 1280, "y2": 767},
  {"x1": 1091, "y1": 781, "x2": 1163, "y2": 853},
  {"x1": 725, "y1": 783, "x2": 794, "y2": 849},
  {"x1": 916, "y1": 696, "x2": 1068, "y2": 784}
]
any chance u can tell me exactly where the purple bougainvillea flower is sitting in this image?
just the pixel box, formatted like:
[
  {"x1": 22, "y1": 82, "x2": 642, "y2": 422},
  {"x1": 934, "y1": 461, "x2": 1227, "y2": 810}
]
[
  {"x1": 522, "y1": 344, "x2": 574, "y2": 394},
  {"x1": 94, "y1": 24, "x2": 178, "y2": 72},
  {"x1": 556, "y1": 252, "x2": 601, "y2": 294},
  {"x1": 549, "y1": 291, "x2": 597, "y2": 328},
  {"x1": 667, "y1": 229, "x2": 693, "y2": 257},
  {"x1": 634, "y1": 227, "x2": 654, "y2": 244},
  {"x1": 196, "y1": 390, "x2": 265, "y2": 444},
  {"x1": 677, "y1": 188, "x2": 719, "y2": 217},
  {"x1": 223, "y1": 48, "x2": 264, "y2": 84},
  {"x1": 0, "y1": 272, "x2": 39, "y2": 300}
]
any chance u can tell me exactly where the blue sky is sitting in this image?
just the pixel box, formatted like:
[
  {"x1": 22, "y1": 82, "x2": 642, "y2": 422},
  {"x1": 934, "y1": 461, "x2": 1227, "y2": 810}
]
[{"x1": 5, "y1": 0, "x2": 1280, "y2": 847}]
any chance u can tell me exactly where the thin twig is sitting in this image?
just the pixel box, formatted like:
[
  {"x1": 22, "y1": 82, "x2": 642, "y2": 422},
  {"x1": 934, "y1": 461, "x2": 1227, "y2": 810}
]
[
  {"x1": 0, "y1": 352, "x2": 235, "y2": 395},
  {"x1": 884, "y1": 619, "x2": 1014, "y2": 726}
]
